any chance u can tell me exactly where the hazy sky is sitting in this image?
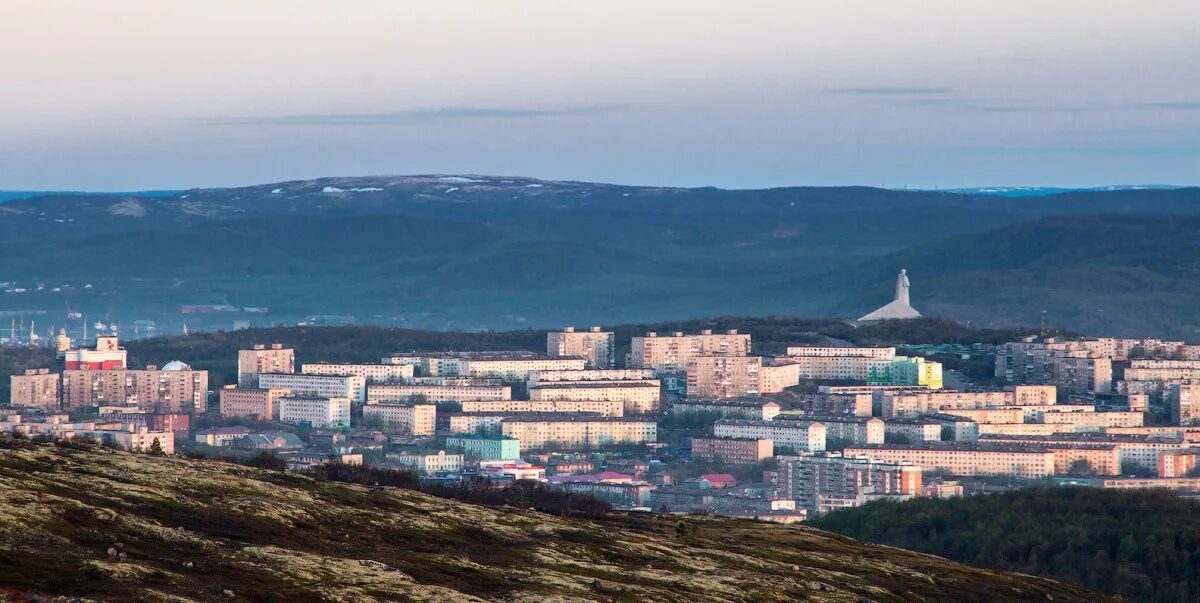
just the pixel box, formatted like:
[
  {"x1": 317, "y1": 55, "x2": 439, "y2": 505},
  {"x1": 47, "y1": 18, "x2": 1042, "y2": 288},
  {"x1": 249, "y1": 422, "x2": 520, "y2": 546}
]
[{"x1": 2, "y1": 1, "x2": 1198, "y2": 190}]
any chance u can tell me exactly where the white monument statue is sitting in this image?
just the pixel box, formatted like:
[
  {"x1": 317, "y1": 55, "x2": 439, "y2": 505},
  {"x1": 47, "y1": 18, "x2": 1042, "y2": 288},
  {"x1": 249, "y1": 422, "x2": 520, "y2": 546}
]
[{"x1": 858, "y1": 269, "x2": 921, "y2": 321}]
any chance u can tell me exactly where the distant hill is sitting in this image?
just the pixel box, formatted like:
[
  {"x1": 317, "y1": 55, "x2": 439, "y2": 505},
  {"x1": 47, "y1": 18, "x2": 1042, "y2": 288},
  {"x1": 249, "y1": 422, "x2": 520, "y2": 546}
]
[
  {"x1": 830, "y1": 214, "x2": 1200, "y2": 337},
  {"x1": 0, "y1": 175, "x2": 1197, "y2": 336},
  {"x1": 0, "y1": 440, "x2": 1108, "y2": 601}
]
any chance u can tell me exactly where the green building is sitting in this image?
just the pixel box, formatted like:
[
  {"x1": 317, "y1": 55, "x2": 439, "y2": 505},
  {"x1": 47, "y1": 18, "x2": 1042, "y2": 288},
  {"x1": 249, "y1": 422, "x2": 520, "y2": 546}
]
[{"x1": 445, "y1": 434, "x2": 521, "y2": 461}]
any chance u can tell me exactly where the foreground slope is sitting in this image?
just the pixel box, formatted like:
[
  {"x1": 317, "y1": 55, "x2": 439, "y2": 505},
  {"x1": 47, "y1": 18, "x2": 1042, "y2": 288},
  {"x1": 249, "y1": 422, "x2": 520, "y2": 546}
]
[{"x1": 0, "y1": 442, "x2": 1104, "y2": 602}]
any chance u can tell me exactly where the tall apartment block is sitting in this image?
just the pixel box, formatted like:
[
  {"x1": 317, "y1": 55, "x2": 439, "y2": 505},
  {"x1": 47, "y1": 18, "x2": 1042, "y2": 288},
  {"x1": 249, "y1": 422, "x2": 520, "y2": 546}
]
[
  {"x1": 547, "y1": 326, "x2": 615, "y2": 369},
  {"x1": 238, "y1": 344, "x2": 295, "y2": 387},
  {"x1": 10, "y1": 369, "x2": 60, "y2": 409},
  {"x1": 62, "y1": 365, "x2": 209, "y2": 413}
]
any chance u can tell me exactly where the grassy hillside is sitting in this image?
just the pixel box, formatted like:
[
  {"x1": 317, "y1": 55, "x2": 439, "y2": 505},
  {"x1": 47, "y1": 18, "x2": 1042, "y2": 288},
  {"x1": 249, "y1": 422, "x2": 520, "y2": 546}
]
[
  {"x1": 0, "y1": 439, "x2": 1107, "y2": 602},
  {"x1": 807, "y1": 487, "x2": 1200, "y2": 602}
]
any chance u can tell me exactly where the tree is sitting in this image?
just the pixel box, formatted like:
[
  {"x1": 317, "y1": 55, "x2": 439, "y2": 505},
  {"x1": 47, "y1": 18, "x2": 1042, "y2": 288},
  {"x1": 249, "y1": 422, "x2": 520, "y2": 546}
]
[
  {"x1": 1067, "y1": 458, "x2": 1095, "y2": 476},
  {"x1": 147, "y1": 437, "x2": 166, "y2": 456}
]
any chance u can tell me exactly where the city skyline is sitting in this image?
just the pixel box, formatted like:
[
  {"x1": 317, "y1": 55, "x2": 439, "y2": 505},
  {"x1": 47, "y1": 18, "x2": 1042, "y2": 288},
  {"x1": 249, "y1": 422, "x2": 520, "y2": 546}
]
[{"x1": 2, "y1": 1, "x2": 1198, "y2": 190}]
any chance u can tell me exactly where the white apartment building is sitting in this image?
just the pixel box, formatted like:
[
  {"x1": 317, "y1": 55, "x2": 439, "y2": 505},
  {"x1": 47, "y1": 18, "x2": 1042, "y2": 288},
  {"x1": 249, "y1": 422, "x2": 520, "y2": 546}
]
[
  {"x1": 528, "y1": 381, "x2": 661, "y2": 414},
  {"x1": 361, "y1": 403, "x2": 437, "y2": 435},
  {"x1": 258, "y1": 373, "x2": 365, "y2": 404},
  {"x1": 527, "y1": 368, "x2": 656, "y2": 383},
  {"x1": 366, "y1": 383, "x2": 511, "y2": 403},
  {"x1": 389, "y1": 450, "x2": 464, "y2": 474},
  {"x1": 279, "y1": 396, "x2": 351, "y2": 428},
  {"x1": 501, "y1": 416, "x2": 658, "y2": 451},
  {"x1": 300, "y1": 362, "x2": 414, "y2": 383},
  {"x1": 459, "y1": 399, "x2": 625, "y2": 417},
  {"x1": 796, "y1": 415, "x2": 885, "y2": 445},
  {"x1": 713, "y1": 419, "x2": 827, "y2": 453}
]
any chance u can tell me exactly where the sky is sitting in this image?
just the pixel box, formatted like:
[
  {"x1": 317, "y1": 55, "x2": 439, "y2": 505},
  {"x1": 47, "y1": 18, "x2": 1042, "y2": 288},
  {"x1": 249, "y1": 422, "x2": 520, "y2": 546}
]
[{"x1": 1, "y1": 1, "x2": 1198, "y2": 190}]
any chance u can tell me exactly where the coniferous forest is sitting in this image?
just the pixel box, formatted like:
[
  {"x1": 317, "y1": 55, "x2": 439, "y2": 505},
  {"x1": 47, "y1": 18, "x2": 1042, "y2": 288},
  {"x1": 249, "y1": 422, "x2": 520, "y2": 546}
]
[{"x1": 807, "y1": 487, "x2": 1200, "y2": 602}]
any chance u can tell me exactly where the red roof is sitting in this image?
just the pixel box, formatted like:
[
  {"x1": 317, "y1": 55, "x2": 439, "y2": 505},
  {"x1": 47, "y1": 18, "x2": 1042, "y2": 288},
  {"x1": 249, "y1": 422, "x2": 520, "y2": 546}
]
[{"x1": 700, "y1": 473, "x2": 737, "y2": 487}]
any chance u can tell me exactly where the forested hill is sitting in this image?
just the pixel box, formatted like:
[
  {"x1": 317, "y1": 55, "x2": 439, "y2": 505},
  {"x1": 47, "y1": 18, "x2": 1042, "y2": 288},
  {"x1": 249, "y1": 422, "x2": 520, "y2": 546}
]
[
  {"x1": 0, "y1": 175, "x2": 1197, "y2": 336},
  {"x1": 807, "y1": 487, "x2": 1200, "y2": 602}
]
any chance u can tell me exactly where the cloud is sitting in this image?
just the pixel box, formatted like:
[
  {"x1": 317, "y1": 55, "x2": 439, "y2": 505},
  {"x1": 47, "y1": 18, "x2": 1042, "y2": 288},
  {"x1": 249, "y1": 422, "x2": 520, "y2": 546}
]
[
  {"x1": 193, "y1": 105, "x2": 629, "y2": 126},
  {"x1": 1130, "y1": 101, "x2": 1200, "y2": 110},
  {"x1": 821, "y1": 87, "x2": 952, "y2": 96}
]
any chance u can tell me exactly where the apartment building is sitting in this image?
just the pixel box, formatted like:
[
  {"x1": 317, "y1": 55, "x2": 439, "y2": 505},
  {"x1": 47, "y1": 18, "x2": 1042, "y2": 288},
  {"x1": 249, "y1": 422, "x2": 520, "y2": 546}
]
[
  {"x1": 1169, "y1": 383, "x2": 1200, "y2": 425},
  {"x1": 884, "y1": 417, "x2": 943, "y2": 442},
  {"x1": 977, "y1": 423, "x2": 1072, "y2": 437},
  {"x1": 713, "y1": 419, "x2": 827, "y2": 452},
  {"x1": 444, "y1": 434, "x2": 521, "y2": 461},
  {"x1": 1158, "y1": 449, "x2": 1200, "y2": 478},
  {"x1": 500, "y1": 415, "x2": 657, "y2": 451},
  {"x1": 446, "y1": 412, "x2": 512, "y2": 434},
  {"x1": 1040, "y1": 443, "x2": 1122, "y2": 476},
  {"x1": 1122, "y1": 359, "x2": 1200, "y2": 382},
  {"x1": 87, "y1": 426, "x2": 175, "y2": 455},
  {"x1": 300, "y1": 362, "x2": 414, "y2": 383},
  {"x1": 195, "y1": 426, "x2": 253, "y2": 447},
  {"x1": 879, "y1": 389, "x2": 1035, "y2": 418},
  {"x1": 10, "y1": 368, "x2": 60, "y2": 409},
  {"x1": 686, "y1": 355, "x2": 762, "y2": 398},
  {"x1": 62, "y1": 365, "x2": 208, "y2": 413},
  {"x1": 794, "y1": 392, "x2": 874, "y2": 417},
  {"x1": 361, "y1": 403, "x2": 436, "y2": 435},
  {"x1": 845, "y1": 443, "x2": 1056, "y2": 478},
  {"x1": 938, "y1": 407, "x2": 1025, "y2": 424},
  {"x1": 690, "y1": 436, "x2": 773, "y2": 464},
  {"x1": 631, "y1": 329, "x2": 751, "y2": 372},
  {"x1": 978, "y1": 433, "x2": 1187, "y2": 471},
  {"x1": 773, "y1": 454, "x2": 921, "y2": 515},
  {"x1": 278, "y1": 396, "x2": 351, "y2": 428},
  {"x1": 459, "y1": 353, "x2": 586, "y2": 382},
  {"x1": 1037, "y1": 410, "x2": 1144, "y2": 431},
  {"x1": 546, "y1": 326, "x2": 615, "y2": 369},
  {"x1": 994, "y1": 338, "x2": 1113, "y2": 394},
  {"x1": 367, "y1": 383, "x2": 511, "y2": 403},
  {"x1": 759, "y1": 360, "x2": 802, "y2": 393},
  {"x1": 671, "y1": 399, "x2": 781, "y2": 421},
  {"x1": 926, "y1": 414, "x2": 980, "y2": 442},
  {"x1": 237, "y1": 344, "x2": 294, "y2": 387},
  {"x1": 388, "y1": 450, "x2": 464, "y2": 474},
  {"x1": 259, "y1": 373, "x2": 365, "y2": 404},
  {"x1": 459, "y1": 399, "x2": 624, "y2": 417},
  {"x1": 528, "y1": 380, "x2": 660, "y2": 414},
  {"x1": 783, "y1": 346, "x2": 894, "y2": 381},
  {"x1": 792, "y1": 415, "x2": 884, "y2": 446},
  {"x1": 528, "y1": 368, "x2": 655, "y2": 384},
  {"x1": 218, "y1": 385, "x2": 289, "y2": 420}
]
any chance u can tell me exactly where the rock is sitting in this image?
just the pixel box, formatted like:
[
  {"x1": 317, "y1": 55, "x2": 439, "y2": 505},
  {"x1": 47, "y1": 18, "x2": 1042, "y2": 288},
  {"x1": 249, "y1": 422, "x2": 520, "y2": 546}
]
[
  {"x1": 182, "y1": 561, "x2": 194, "y2": 568},
  {"x1": 791, "y1": 565, "x2": 800, "y2": 571},
  {"x1": 106, "y1": 547, "x2": 117, "y2": 558},
  {"x1": 223, "y1": 589, "x2": 235, "y2": 598}
]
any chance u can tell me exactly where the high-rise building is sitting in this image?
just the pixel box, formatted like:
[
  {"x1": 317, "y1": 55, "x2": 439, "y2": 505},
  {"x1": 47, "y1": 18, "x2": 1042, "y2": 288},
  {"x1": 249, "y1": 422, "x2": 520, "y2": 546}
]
[
  {"x1": 237, "y1": 344, "x2": 295, "y2": 387},
  {"x1": 773, "y1": 454, "x2": 921, "y2": 515},
  {"x1": 62, "y1": 335, "x2": 127, "y2": 370},
  {"x1": 9, "y1": 369, "x2": 60, "y2": 409},
  {"x1": 62, "y1": 363, "x2": 208, "y2": 413},
  {"x1": 547, "y1": 326, "x2": 615, "y2": 369}
]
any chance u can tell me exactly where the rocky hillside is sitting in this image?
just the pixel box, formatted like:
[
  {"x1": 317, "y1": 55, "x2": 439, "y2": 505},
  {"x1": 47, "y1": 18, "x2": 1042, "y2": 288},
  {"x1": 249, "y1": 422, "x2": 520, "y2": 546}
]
[{"x1": 0, "y1": 440, "x2": 1107, "y2": 602}]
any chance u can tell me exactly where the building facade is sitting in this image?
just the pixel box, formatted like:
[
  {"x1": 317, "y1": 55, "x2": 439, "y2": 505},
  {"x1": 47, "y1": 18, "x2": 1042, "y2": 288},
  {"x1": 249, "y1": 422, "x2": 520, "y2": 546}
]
[
  {"x1": 361, "y1": 403, "x2": 436, "y2": 435},
  {"x1": 9, "y1": 369, "x2": 60, "y2": 409},
  {"x1": 631, "y1": 329, "x2": 751, "y2": 372},
  {"x1": 278, "y1": 396, "x2": 351, "y2": 428},
  {"x1": 237, "y1": 344, "x2": 294, "y2": 387},
  {"x1": 259, "y1": 373, "x2": 366, "y2": 404},
  {"x1": 546, "y1": 326, "x2": 615, "y2": 369},
  {"x1": 690, "y1": 436, "x2": 773, "y2": 464},
  {"x1": 218, "y1": 386, "x2": 289, "y2": 420}
]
